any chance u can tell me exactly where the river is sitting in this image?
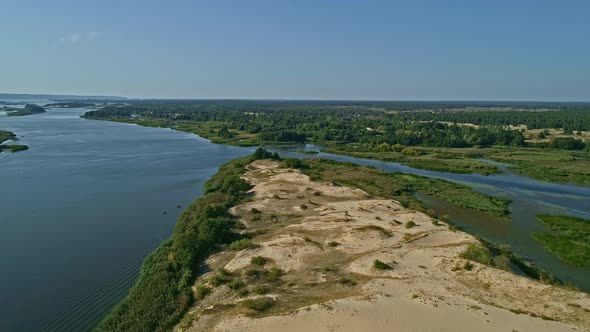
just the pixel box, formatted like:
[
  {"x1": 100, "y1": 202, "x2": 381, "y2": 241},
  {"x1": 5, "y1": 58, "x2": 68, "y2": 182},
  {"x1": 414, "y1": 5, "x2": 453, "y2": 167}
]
[{"x1": 1, "y1": 107, "x2": 588, "y2": 331}]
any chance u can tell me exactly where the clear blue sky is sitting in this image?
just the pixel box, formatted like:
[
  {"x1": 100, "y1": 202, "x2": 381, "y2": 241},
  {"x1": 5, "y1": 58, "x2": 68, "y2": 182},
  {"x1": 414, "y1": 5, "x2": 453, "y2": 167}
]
[{"x1": 1, "y1": 0, "x2": 589, "y2": 100}]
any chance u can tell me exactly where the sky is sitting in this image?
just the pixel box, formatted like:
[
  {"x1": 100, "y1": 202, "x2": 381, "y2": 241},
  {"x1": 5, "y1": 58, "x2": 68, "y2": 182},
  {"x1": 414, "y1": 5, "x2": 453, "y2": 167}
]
[{"x1": 0, "y1": 0, "x2": 589, "y2": 101}]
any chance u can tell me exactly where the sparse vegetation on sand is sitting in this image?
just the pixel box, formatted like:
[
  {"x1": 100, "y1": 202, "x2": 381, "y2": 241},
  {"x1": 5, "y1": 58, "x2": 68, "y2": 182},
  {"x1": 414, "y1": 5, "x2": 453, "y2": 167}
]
[
  {"x1": 289, "y1": 158, "x2": 511, "y2": 217},
  {"x1": 373, "y1": 259, "x2": 393, "y2": 270}
]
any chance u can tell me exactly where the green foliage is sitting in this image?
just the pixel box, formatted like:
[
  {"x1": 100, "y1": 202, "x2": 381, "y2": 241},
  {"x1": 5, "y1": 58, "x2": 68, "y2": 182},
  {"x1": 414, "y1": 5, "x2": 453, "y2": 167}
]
[
  {"x1": 252, "y1": 285, "x2": 269, "y2": 294},
  {"x1": 194, "y1": 285, "x2": 212, "y2": 300},
  {"x1": 251, "y1": 256, "x2": 267, "y2": 266},
  {"x1": 243, "y1": 297, "x2": 274, "y2": 312},
  {"x1": 264, "y1": 267, "x2": 284, "y2": 282},
  {"x1": 0, "y1": 130, "x2": 29, "y2": 152},
  {"x1": 460, "y1": 244, "x2": 494, "y2": 266},
  {"x1": 252, "y1": 147, "x2": 280, "y2": 160},
  {"x1": 5, "y1": 104, "x2": 46, "y2": 116},
  {"x1": 229, "y1": 238, "x2": 256, "y2": 251},
  {"x1": 373, "y1": 259, "x2": 392, "y2": 270},
  {"x1": 282, "y1": 158, "x2": 309, "y2": 169},
  {"x1": 228, "y1": 279, "x2": 245, "y2": 290},
  {"x1": 405, "y1": 221, "x2": 417, "y2": 229},
  {"x1": 533, "y1": 215, "x2": 590, "y2": 268}
]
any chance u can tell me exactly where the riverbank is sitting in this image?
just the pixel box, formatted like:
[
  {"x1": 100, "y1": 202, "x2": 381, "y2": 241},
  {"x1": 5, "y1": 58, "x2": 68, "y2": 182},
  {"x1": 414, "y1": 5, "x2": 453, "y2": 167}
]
[{"x1": 82, "y1": 115, "x2": 590, "y2": 185}]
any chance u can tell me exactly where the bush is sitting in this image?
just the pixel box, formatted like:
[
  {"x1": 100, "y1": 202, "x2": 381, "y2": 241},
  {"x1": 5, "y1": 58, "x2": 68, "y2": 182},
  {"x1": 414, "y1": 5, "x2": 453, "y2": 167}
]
[
  {"x1": 230, "y1": 239, "x2": 255, "y2": 251},
  {"x1": 251, "y1": 256, "x2": 267, "y2": 266},
  {"x1": 252, "y1": 147, "x2": 280, "y2": 161},
  {"x1": 243, "y1": 297, "x2": 274, "y2": 312},
  {"x1": 228, "y1": 279, "x2": 245, "y2": 290},
  {"x1": 373, "y1": 259, "x2": 392, "y2": 270},
  {"x1": 283, "y1": 158, "x2": 309, "y2": 169},
  {"x1": 405, "y1": 221, "x2": 417, "y2": 229},
  {"x1": 252, "y1": 285, "x2": 269, "y2": 295},
  {"x1": 264, "y1": 267, "x2": 284, "y2": 282},
  {"x1": 460, "y1": 244, "x2": 494, "y2": 266},
  {"x1": 327, "y1": 241, "x2": 341, "y2": 247},
  {"x1": 195, "y1": 285, "x2": 212, "y2": 300},
  {"x1": 338, "y1": 277, "x2": 357, "y2": 286},
  {"x1": 211, "y1": 271, "x2": 233, "y2": 287}
]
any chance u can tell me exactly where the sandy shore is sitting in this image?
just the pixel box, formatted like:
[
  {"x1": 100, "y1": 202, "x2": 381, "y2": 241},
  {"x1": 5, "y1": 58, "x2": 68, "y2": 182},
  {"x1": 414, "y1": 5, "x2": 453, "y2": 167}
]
[{"x1": 179, "y1": 160, "x2": 590, "y2": 332}]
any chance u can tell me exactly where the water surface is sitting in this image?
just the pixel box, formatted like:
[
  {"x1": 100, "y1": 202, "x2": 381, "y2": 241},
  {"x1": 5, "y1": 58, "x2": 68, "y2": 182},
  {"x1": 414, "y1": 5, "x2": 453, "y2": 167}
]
[{"x1": 0, "y1": 109, "x2": 252, "y2": 331}]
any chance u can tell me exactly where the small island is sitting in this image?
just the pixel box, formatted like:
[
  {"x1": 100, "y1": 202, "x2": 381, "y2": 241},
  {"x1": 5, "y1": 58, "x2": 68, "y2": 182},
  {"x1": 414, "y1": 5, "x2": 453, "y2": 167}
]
[
  {"x1": 44, "y1": 102, "x2": 95, "y2": 108},
  {"x1": 0, "y1": 130, "x2": 28, "y2": 152},
  {"x1": 3, "y1": 104, "x2": 46, "y2": 116}
]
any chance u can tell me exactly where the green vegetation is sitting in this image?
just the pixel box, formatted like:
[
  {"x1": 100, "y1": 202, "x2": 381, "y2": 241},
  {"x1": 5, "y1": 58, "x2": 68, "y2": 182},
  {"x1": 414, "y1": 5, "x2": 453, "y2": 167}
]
[
  {"x1": 194, "y1": 285, "x2": 212, "y2": 300},
  {"x1": 95, "y1": 150, "x2": 275, "y2": 332},
  {"x1": 229, "y1": 238, "x2": 256, "y2": 251},
  {"x1": 533, "y1": 215, "x2": 590, "y2": 268},
  {"x1": 292, "y1": 158, "x2": 510, "y2": 217},
  {"x1": 458, "y1": 239, "x2": 559, "y2": 285},
  {"x1": 460, "y1": 244, "x2": 494, "y2": 266},
  {"x1": 405, "y1": 221, "x2": 417, "y2": 229},
  {"x1": 44, "y1": 102, "x2": 95, "y2": 108},
  {"x1": 4, "y1": 104, "x2": 46, "y2": 116},
  {"x1": 250, "y1": 256, "x2": 267, "y2": 266},
  {"x1": 0, "y1": 130, "x2": 28, "y2": 152},
  {"x1": 373, "y1": 259, "x2": 393, "y2": 270},
  {"x1": 242, "y1": 297, "x2": 274, "y2": 312},
  {"x1": 83, "y1": 100, "x2": 590, "y2": 184}
]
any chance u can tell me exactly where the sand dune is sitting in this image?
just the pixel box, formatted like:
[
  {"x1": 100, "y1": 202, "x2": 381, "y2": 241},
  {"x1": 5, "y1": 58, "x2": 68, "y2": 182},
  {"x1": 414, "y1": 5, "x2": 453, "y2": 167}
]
[{"x1": 179, "y1": 160, "x2": 589, "y2": 332}]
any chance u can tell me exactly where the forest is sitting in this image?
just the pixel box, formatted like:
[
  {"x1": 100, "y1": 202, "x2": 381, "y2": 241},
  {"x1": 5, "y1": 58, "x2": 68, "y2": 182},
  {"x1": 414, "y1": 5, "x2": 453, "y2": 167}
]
[{"x1": 84, "y1": 101, "x2": 590, "y2": 151}]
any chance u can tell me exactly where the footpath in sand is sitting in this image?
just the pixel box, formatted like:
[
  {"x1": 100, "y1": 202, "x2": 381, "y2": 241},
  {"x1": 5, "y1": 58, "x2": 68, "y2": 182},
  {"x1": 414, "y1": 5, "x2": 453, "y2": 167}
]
[{"x1": 181, "y1": 160, "x2": 590, "y2": 332}]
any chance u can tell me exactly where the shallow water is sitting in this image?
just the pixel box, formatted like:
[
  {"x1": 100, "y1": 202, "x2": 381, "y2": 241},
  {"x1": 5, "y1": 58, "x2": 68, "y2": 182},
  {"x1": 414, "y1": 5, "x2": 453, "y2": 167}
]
[{"x1": 1, "y1": 109, "x2": 589, "y2": 331}]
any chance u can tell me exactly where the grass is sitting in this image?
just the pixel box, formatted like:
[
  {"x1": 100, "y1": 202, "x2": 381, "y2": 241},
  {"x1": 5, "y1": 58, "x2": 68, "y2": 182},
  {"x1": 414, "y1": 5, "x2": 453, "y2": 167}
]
[
  {"x1": 459, "y1": 244, "x2": 494, "y2": 266},
  {"x1": 251, "y1": 256, "x2": 267, "y2": 266},
  {"x1": 533, "y1": 214, "x2": 590, "y2": 268},
  {"x1": 243, "y1": 297, "x2": 274, "y2": 312},
  {"x1": 194, "y1": 285, "x2": 212, "y2": 300},
  {"x1": 373, "y1": 259, "x2": 393, "y2": 270},
  {"x1": 229, "y1": 238, "x2": 256, "y2": 250},
  {"x1": 293, "y1": 158, "x2": 511, "y2": 218},
  {"x1": 324, "y1": 144, "x2": 590, "y2": 186}
]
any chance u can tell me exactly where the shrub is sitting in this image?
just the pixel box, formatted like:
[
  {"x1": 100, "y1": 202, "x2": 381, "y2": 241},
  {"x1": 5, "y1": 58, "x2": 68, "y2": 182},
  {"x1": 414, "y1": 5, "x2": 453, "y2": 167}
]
[
  {"x1": 243, "y1": 297, "x2": 274, "y2": 312},
  {"x1": 283, "y1": 158, "x2": 309, "y2": 169},
  {"x1": 264, "y1": 267, "x2": 284, "y2": 282},
  {"x1": 251, "y1": 256, "x2": 267, "y2": 266},
  {"x1": 338, "y1": 277, "x2": 357, "y2": 286},
  {"x1": 252, "y1": 285, "x2": 269, "y2": 295},
  {"x1": 327, "y1": 241, "x2": 341, "y2": 247},
  {"x1": 228, "y1": 279, "x2": 245, "y2": 290},
  {"x1": 405, "y1": 221, "x2": 417, "y2": 229},
  {"x1": 230, "y1": 239, "x2": 255, "y2": 251},
  {"x1": 373, "y1": 259, "x2": 392, "y2": 270},
  {"x1": 460, "y1": 244, "x2": 494, "y2": 266},
  {"x1": 195, "y1": 285, "x2": 212, "y2": 300}
]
